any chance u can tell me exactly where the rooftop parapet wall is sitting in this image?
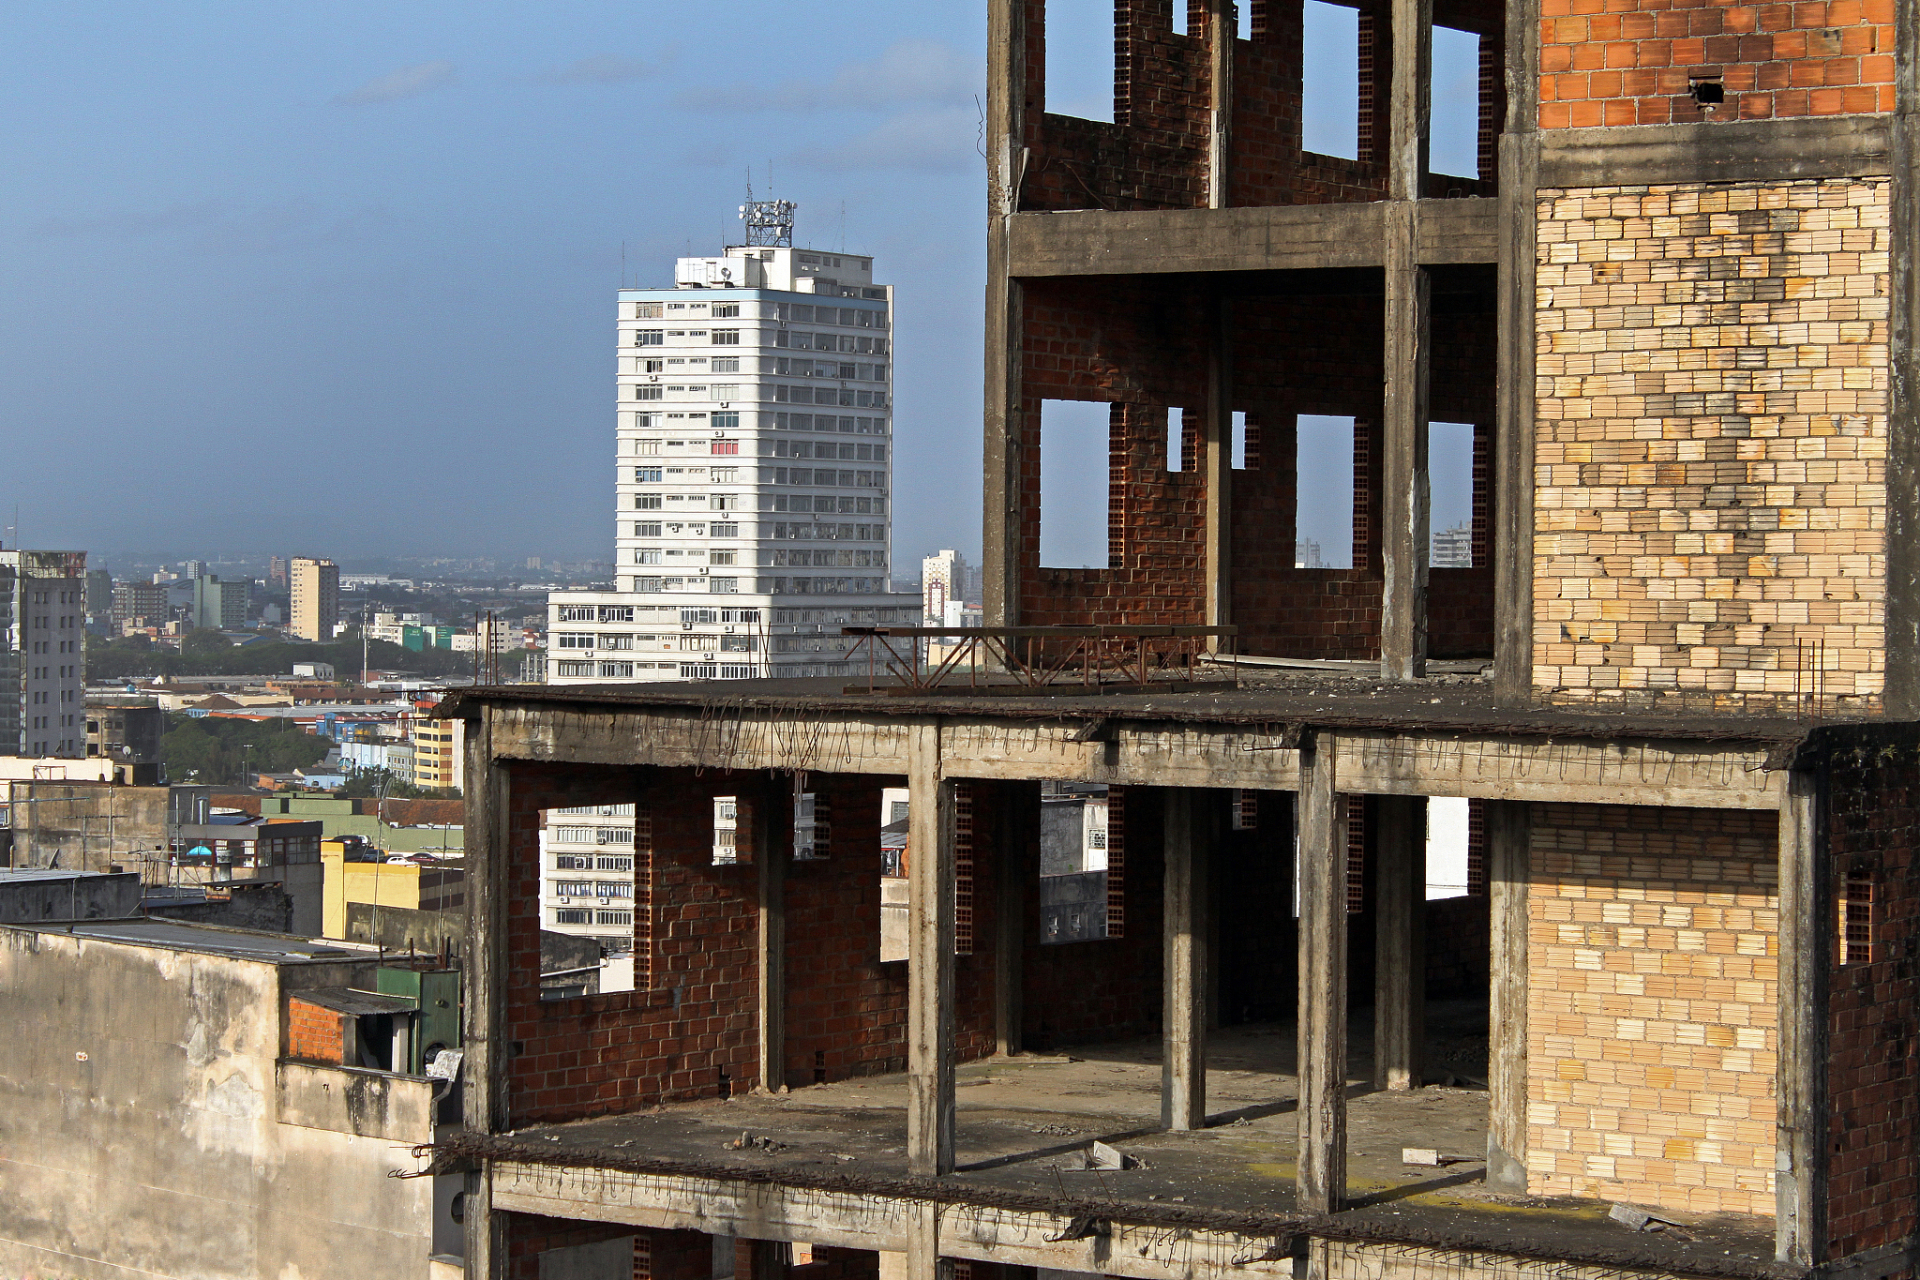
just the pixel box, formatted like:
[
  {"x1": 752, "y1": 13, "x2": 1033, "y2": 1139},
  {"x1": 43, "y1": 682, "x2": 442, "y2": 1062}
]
[
  {"x1": 1532, "y1": 177, "x2": 1889, "y2": 711},
  {"x1": 1539, "y1": 0, "x2": 1895, "y2": 128}
]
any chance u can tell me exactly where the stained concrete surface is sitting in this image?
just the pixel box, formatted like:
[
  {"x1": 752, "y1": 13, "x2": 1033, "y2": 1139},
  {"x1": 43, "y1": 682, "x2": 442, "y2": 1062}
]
[{"x1": 508, "y1": 999, "x2": 1775, "y2": 1268}]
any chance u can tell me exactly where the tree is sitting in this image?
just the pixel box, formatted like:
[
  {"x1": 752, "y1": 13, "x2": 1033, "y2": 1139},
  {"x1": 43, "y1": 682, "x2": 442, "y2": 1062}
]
[{"x1": 159, "y1": 713, "x2": 332, "y2": 787}]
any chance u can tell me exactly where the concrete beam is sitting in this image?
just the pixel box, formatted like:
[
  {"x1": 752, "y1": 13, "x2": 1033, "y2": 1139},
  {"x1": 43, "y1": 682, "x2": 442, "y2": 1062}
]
[
  {"x1": 1297, "y1": 733, "x2": 1348, "y2": 1214},
  {"x1": 1005, "y1": 199, "x2": 1498, "y2": 278},
  {"x1": 1536, "y1": 117, "x2": 1893, "y2": 188},
  {"x1": 1371, "y1": 796, "x2": 1425, "y2": 1091},
  {"x1": 478, "y1": 707, "x2": 1787, "y2": 809},
  {"x1": 1484, "y1": 799, "x2": 1529, "y2": 1193},
  {"x1": 1162, "y1": 789, "x2": 1210, "y2": 1131},
  {"x1": 488, "y1": 1162, "x2": 1295, "y2": 1280},
  {"x1": 908, "y1": 724, "x2": 956, "y2": 1177},
  {"x1": 1775, "y1": 769, "x2": 1829, "y2": 1265}
]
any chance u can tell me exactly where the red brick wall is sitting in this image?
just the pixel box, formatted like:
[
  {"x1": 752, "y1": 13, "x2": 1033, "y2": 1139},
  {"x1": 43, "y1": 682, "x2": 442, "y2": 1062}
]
[
  {"x1": 507, "y1": 766, "x2": 929, "y2": 1124},
  {"x1": 1538, "y1": 0, "x2": 1894, "y2": 127},
  {"x1": 1017, "y1": 273, "x2": 1496, "y2": 659},
  {"x1": 505, "y1": 764, "x2": 760, "y2": 1124},
  {"x1": 503, "y1": 1212, "x2": 639, "y2": 1280},
  {"x1": 286, "y1": 997, "x2": 346, "y2": 1065},
  {"x1": 1824, "y1": 738, "x2": 1920, "y2": 1257},
  {"x1": 637, "y1": 1228, "x2": 711, "y2": 1280}
]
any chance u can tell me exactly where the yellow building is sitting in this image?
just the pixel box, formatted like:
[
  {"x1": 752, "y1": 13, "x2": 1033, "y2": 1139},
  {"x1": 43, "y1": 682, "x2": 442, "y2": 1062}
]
[
  {"x1": 410, "y1": 716, "x2": 463, "y2": 792},
  {"x1": 320, "y1": 840, "x2": 465, "y2": 950}
]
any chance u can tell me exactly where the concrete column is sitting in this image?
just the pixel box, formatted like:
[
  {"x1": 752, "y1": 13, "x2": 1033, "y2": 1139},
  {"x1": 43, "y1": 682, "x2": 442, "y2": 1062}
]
[
  {"x1": 756, "y1": 785, "x2": 786, "y2": 1094},
  {"x1": 1380, "y1": 0, "x2": 1432, "y2": 682},
  {"x1": 906, "y1": 1200, "x2": 949, "y2": 1280},
  {"x1": 461, "y1": 707, "x2": 509, "y2": 1136},
  {"x1": 1494, "y1": 0, "x2": 1541, "y2": 705},
  {"x1": 1162, "y1": 788, "x2": 1210, "y2": 1130},
  {"x1": 1206, "y1": 0, "x2": 1235, "y2": 209},
  {"x1": 460, "y1": 709, "x2": 509, "y2": 1276},
  {"x1": 1372, "y1": 795, "x2": 1426, "y2": 1091},
  {"x1": 1380, "y1": 232, "x2": 1430, "y2": 682},
  {"x1": 983, "y1": 0, "x2": 1029, "y2": 629},
  {"x1": 1485, "y1": 799, "x2": 1529, "y2": 1193},
  {"x1": 908, "y1": 723, "x2": 957, "y2": 1176},
  {"x1": 994, "y1": 784, "x2": 1026, "y2": 1057},
  {"x1": 1297, "y1": 733, "x2": 1348, "y2": 1213},
  {"x1": 1776, "y1": 769, "x2": 1829, "y2": 1265},
  {"x1": 1204, "y1": 301, "x2": 1234, "y2": 645}
]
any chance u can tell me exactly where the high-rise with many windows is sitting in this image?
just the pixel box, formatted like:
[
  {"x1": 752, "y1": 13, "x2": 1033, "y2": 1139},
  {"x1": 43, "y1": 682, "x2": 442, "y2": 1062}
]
[
  {"x1": 288, "y1": 557, "x2": 338, "y2": 642},
  {"x1": 0, "y1": 549, "x2": 88, "y2": 757},
  {"x1": 547, "y1": 205, "x2": 915, "y2": 686}
]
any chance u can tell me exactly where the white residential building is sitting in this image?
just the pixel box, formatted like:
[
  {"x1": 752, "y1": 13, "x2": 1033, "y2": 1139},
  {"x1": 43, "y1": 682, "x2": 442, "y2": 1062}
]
[
  {"x1": 542, "y1": 804, "x2": 640, "y2": 949},
  {"x1": 0, "y1": 550, "x2": 88, "y2": 758},
  {"x1": 548, "y1": 203, "x2": 916, "y2": 686},
  {"x1": 1431, "y1": 524, "x2": 1474, "y2": 569}
]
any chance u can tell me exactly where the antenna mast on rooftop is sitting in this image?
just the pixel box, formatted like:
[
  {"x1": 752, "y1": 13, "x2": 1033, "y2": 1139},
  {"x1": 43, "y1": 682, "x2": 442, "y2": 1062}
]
[{"x1": 739, "y1": 176, "x2": 795, "y2": 248}]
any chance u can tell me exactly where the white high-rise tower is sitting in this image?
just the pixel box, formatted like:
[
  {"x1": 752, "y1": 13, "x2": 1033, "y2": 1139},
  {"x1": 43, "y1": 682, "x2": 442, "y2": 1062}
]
[{"x1": 548, "y1": 201, "x2": 914, "y2": 683}]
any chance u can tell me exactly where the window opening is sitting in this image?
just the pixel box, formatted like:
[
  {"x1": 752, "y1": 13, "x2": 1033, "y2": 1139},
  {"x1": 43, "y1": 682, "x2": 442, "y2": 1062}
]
[
  {"x1": 537, "y1": 803, "x2": 641, "y2": 999},
  {"x1": 1045, "y1": 2, "x2": 1118, "y2": 121},
  {"x1": 1232, "y1": 410, "x2": 1248, "y2": 470},
  {"x1": 1841, "y1": 869, "x2": 1874, "y2": 965},
  {"x1": 1302, "y1": 1, "x2": 1361, "y2": 159},
  {"x1": 1425, "y1": 797, "x2": 1472, "y2": 898},
  {"x1": 713, "y1": 796, "x2": 739, "y2": 865},
  {"x1": 1040, "y1": 400, "x2": 1113, "y2": 568},
  {"x1": 1296, "y1": 415, "x2": 1356, "y2": 568},
  {"x1": 1430, "y1": 27, "x2": 1482, "y2": 180},
  {"x1": 1429, "y1": 421, "x2": 1475, "y2": 567},
  {"x1": 1041, "y1": 782, "x2": 1112, "y2": 944},
  {"x1": 879, "y1": 786, "x2": 908, "y2": 963},
  {"x1": 1173, "y1": 1, "x2": 1189, "y2": 34},
  {"x1": 1167, "y1": 406, "x2": 1185, "y2": 473}
]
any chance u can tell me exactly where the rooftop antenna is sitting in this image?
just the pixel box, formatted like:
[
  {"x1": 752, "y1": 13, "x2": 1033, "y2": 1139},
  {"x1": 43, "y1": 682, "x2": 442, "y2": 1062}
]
[{"x1": 739, "y1": 177, "x2": 795, "y2": 249}]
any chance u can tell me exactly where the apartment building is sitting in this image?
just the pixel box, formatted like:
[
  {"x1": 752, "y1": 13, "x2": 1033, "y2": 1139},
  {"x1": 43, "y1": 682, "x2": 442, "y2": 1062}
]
[
  {"x1": 547, "y1": 205, "x2": 914, "y2": 685},
  {"x1": 0, "y1": 549, "x2": 87, "y2": 758},
  {"x1": 540, "y1": 804, "x2": 639, "y2": 951},
  {"x1": 289, "y1": 557, "x2": 339, "y2": 641}
]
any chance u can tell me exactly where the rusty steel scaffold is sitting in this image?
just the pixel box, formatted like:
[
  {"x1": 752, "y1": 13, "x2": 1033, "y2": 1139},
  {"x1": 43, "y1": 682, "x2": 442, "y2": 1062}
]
[{"x1": 841, "y1": 625, "x2": 1238, "y2": 695}]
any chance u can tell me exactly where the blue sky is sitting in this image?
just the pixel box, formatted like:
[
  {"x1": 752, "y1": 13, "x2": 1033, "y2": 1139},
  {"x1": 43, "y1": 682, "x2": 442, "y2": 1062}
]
[{"x1": 3, "y1": 2, "x2": 1479, "y2": 572}]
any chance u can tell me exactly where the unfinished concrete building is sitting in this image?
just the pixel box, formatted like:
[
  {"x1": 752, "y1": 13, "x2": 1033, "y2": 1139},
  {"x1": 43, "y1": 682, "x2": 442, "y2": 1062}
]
[{"x1": 437, "y1": 2, "x2": 1918, "y2": 1278}]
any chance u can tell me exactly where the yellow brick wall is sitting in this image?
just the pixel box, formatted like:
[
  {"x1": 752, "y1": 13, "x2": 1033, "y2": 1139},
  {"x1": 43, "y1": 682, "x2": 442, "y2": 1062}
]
[
  {"x1": 1534, "y1": 178, "x2": 1889, "y2": 711},
  {"x1": 1527, "y1": 804, "x2": 1778, "y2": 1216},
  {"x1": 1314, "y1": 1239, "x2": 1661, "y2": 1280}
]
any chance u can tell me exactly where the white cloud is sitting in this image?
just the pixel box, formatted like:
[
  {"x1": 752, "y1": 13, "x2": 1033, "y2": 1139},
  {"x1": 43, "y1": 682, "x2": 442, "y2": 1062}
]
[
  {"x1": 675, "y1": 39, "x2": 978, "y2": 112},
  {"x1": 539, "y1": 52, "x2": 673, "y2": 84},
  {"x1": 335, "y1": 60, "x2": 457, "y2": 106},
  {"x1": 789, "y1": 107, "x2": 981, "y2": 174}
]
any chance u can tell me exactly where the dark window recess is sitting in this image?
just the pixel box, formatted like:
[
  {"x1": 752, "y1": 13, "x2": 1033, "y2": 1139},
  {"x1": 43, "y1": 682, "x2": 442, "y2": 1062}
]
[{"x1": 1841, "y1": 869, "x2": 1874, "y2": 966}]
